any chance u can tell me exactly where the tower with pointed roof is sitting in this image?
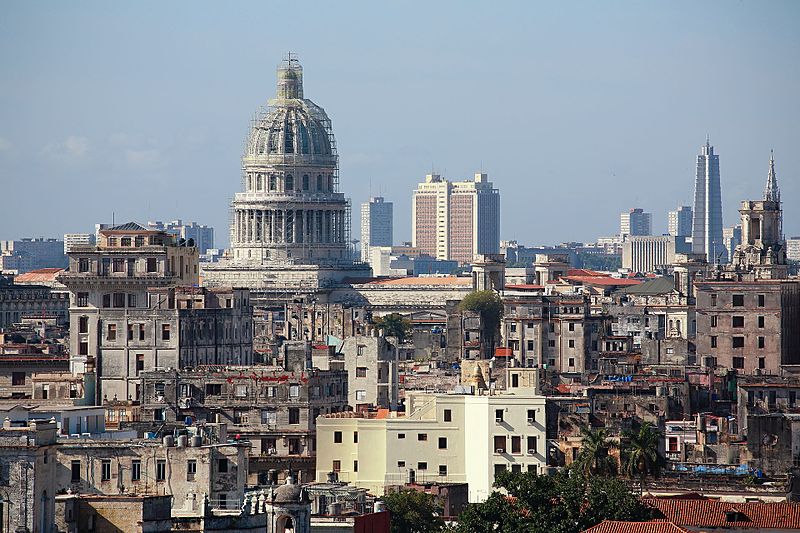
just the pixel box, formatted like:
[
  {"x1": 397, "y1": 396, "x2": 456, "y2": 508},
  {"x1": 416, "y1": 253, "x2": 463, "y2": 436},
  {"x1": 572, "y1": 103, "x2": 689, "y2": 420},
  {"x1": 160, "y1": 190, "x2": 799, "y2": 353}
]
[
  {"x1": 728, "y1": 152, "x2": 788, "y2": 279},
  {"x1": 691, "y1": 138, "x2": 726, "y2": 263}
]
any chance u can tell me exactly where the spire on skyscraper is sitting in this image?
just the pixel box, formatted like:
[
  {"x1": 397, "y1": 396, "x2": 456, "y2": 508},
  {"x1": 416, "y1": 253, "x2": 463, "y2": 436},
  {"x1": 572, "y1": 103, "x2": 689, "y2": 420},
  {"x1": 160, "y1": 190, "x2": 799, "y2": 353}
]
[{"x1": 764, "y1": 150, "x2": 780, "y2": 203}]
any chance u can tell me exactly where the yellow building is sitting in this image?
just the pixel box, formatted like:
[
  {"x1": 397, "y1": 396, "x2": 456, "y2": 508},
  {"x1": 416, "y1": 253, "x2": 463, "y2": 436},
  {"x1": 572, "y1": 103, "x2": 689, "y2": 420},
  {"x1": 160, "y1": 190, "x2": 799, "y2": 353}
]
[{"x1": 316, "y1": 367, "x2": 546, "y2": 502}]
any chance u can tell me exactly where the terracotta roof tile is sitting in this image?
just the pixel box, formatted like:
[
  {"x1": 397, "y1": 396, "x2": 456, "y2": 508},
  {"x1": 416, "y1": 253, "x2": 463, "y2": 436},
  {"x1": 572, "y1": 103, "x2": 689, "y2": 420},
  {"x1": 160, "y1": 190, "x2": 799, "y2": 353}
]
[
  {"x1": 647, "y1": 498, "x2": 800, "y2": 529},
  {"x1": 582, "y1": 520, "x2": 688, "y2": 533},
  {"x1": 14, "y1": 268, "x2": 65, "y2": 283}
]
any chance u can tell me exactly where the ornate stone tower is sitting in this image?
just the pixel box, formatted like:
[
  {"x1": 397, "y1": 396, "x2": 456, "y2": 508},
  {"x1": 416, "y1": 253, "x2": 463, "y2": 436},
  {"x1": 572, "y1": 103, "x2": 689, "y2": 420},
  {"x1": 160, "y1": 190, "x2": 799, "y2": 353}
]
[
  {"x1": 730, "y1": 151, "x2": 788, "y2": 279},
  {"x1": 231, "y1": 54, "x2": 350, "y2": 265}
]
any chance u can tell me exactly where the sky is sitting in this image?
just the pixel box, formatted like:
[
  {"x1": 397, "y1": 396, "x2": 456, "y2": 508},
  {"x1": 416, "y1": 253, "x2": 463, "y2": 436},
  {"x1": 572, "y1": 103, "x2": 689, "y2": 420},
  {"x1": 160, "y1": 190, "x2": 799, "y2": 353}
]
[{"x1": 1, "y1": 1, "x2": 798, "y2": 248}]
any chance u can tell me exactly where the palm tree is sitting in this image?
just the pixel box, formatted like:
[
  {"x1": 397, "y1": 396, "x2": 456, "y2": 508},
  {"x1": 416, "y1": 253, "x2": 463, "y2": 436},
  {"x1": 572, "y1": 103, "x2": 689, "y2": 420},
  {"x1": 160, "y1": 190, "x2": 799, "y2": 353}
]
[
  {"x1": 621, "y1": 422, "x2": 666, "y2": 493},
  {"x1": 574, "y1": 427, "x2": 618, "y2": 478}
]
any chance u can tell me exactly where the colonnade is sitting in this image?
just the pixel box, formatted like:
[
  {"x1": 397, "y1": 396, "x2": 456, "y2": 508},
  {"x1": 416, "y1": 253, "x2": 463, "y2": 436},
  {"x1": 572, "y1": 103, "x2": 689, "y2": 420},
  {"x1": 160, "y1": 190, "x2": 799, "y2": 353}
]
[{"x1": 235, "y1": 208, "x2": 345, "y2": 245}]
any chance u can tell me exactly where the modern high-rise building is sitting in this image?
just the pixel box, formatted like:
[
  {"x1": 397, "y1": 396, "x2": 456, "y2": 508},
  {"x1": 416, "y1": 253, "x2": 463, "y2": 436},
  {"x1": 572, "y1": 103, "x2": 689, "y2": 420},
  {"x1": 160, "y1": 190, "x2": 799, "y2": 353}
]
[
  {"x1": 412, "y1": 173, "x2": 500, "y2": 264},
  {"x1": 692, "y1": 139, "x2": 726, "y2": 263},
  {"x1": 621, "y1": 235, "x2": 691, "y2": 273},
  {"x1": 620, "y1": 208, "x2": 652, "y2": 237},
  {"x1": 722, "y1": 225, "x2": 742, "y2": 264},
  {"x1": 668, "y1": 206, "x2": 693, "y2": 237},
  {"x1": 360, "y1": 197, "x2": 393, "y2": 263},
  {"x1": 63, "y1": 233, "x2": 95, "y2": 254},
  {"x1": 787, "y1": 237, "x2": 800, "y2": 262},
  {"x1": 0, "y1": 238, "x2": 67, "y2": 274}
]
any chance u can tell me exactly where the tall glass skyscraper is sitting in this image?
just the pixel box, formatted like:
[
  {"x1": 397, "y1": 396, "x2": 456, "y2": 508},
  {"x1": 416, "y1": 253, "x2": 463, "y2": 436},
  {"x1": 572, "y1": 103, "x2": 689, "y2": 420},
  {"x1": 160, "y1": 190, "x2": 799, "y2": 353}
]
[{"x1": 692, "y1": 139, "x2": 726, "y2": 263}]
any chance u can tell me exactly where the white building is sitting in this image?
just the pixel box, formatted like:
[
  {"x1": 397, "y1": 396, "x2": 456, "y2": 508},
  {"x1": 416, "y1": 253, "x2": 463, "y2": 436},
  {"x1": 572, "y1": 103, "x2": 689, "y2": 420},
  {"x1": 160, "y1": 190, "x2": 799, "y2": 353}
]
[
  {"x1": 316, "y1": 366, "x2": 546, "y2": 502},
  {"x1": 786, "y1": 237, "x2": 800, "y2": 262},
  {"x1": 622, "y1": 235, "x2": 690, "y2": 273},
  {"x1": 148, "y1": 220, "x2": 215, "y2": 254},
  {"x1": 63, "y1": 233, "x2": 95, "y2": 254},
  {"x1": 412, "y1": 173, "x2": 500, "y2": 265},
  {"x1": 668, "y1": 206, "x2": 693, "y2": 238},
  {"x1": 360, "y1": 197, "x2": 393, "y2": 264},
  {"x1": 620, "y1": 208, "x2": 652, "y2": 237},
  {"x1": 722, "y1": 225, "x2": 742, "y2": 265}
]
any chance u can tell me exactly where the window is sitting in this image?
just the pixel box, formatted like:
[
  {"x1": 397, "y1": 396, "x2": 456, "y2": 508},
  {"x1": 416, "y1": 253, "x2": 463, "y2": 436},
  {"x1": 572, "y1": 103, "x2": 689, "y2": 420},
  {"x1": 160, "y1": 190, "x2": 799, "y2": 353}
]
[
  {"x1": 353, "y1": 431, "x2": 359, "y2": 443},
  {"x1": 356, "y1": 367, "x2": 367, "y2": 378},
  {"x1": 101, "y1": 459, "x2": 111, "y2": 481},
  {"x1": 569, "y1": 322, "x2": 575, "y2": 332},
  {"x1": 161, "y1": 324, "x2": 171, "y2": 341},
  {"x1": 439, "y1": 465, "x2": 448, "y2": 476},
  {"x1": 549, "y1": 323, "x2": 555, "y2": 333},
  {"x1": 187, "y1": 460, "x2": 197, "y2": 481},
  {"x1": 79, "y1": 341, "x2": 88, "y2": 356},
  {"x1": 156, "y1": 460, "x2": 166, "y2": 481},
  {"x1": 127, "y1": 324, "x2": 134, "y2": 341},
  {"x1": 733, "y1": 357, "x2": 745, "y2": 369},
  {"x1": 443, "y1": 409, "x2": 452, "y2": 422},
  {"x1": 494, "y1": 464, "x2": 507, "y2": 478},
  {"x1": 495, "y1": 409, "x2": 504, "y2": 423},
  {"x1": 732, "y1": 337, "x2": 745, "y2": 348},
  {"x1": 711, "y1": 315, "x2": 718, "y2": 327},
  {"x1": 77, "y1": 292, "x2": 89, "y2": 307},
  {"x1": 12, "y1": 372, "x2": 25, "y2": 386},
  {"x1": 107, "y1": 323, "x2": 117, "y2": 341},
  {"x1": 218, "y1": 458, "x2": 228, "y2": 473},
  {"x1": 355, "y1": 390, "x2": 367, "y2": 401},
  {"x1": 732, "y1": 316, "x2": 745, "y2": 328},
  {"x1": 334, "y1": 431, "x2": 342, "y2": 443},
  {"x1": 733, "y1": 294, "x2": 744, "y2": 307},
  {"x1": 710, "y1": 336, "x2": 718, "y2": 348},
  {"x1": 289, "y1": 384, "x2": 300, "y2": 397},
  {"x1": 511, "y1": 436, "x2": 521, "y2": 454},
  {"x1": 71, "y1": 460, "x2": 81, "y2": 482},
  {"x1": 758, "y1": 337, "x2": 765, "y2": 349},
  {"x1": 758, "y1": 294, "x2": 765, "y2": 307},
  {"x1": 102, "y1": 294, "x2": 111, "y2": 308},
  {"x1": 568, "y1": 357, "x2": 575, "y2": 367},
  {"x1": 288, "y1": 407, "x2": 300, "y2": 424},
  {"x1": 78, "y1": 258, "x2": 90, "y2": 272},
  {"x1": 398, "y1": 433, "x2": 405, "y2": 439},
  {"x1": 527, "y1": 340, "x2": 535, "y2": 351},
  {"x1": 113, "y1": 293, "x2": 125, "y2": 308},
  {"x1": 112, "y1": 258, "x2": 125, "y2": 272},
  {"x1": 153, "y1": 409, "x2": 165, "y2": 422},
  {"x1": 417, "y1": 462, "x2": 428, "y2": 471},
  {"x1": 527, "y1": 436, "x2": 538, "y2": 454},
  {"x1": 332, "y1": 460, "x2": 341, "y2": 473},
  {"x1": 136, "y1": 354, "x2": 144, "y2": 373},
  {"x1": 711, "y1": 293, "x2": 718, "y2": 307},
  {"x1": 494, "y1": 435, "x2": 506, "y2": 453},
  {"x1": 127, "y1": 293, "x2": 136, "y2": 308},
  {"x1": 548, "y1": 340, "x2": 556, "y2": 348},
  {"x1": 758, "y1": 316, "x2": 765, "y2": 328},
  {"x1": 132, "y1": 460, "x2": 141, "y2": 481},
  {"x1": 568, "y1": 339, "x2": 575, "y2": 348},
  {"x1": 353, "y1": 460, "x2": 358, "y2": 472},
  {"x1": 438, "y1": 437, "x2": 447, "y2": 449},
  {"x1": 759, "y1": 357, "x2": 766, "y2": 370},
  {"x1": 418, "y1": 433, "x2": 428, "y2": 441},
  {"x1": 527, "y1": 409, "x2": 536, "y2": 423},
  {"x1": 146, "y1": 258, "x2": 157, "y2": 273},
  {"x1": 233, "y1": 410, "x2": 248, "y2": 424},
  {"x1": 206, "y1": 384, "x2": 222, "y2": 395}
]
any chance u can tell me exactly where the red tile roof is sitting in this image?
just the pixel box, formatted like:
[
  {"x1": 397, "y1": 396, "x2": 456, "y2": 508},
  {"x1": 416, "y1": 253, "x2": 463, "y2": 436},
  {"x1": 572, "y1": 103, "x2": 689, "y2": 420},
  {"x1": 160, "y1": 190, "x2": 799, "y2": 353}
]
[
  {"x1": 567, "y1": 269, "x2": 610, "y2": 277},
  {"x1": 647, "y1": 498, "x2": 800, "y2": 529},
  {"x1": 14, "y1": 268, "x2": 64, "y2": 283},
  {"x1": 582, "y1": 520, "x2": 687, "y2": 533}
]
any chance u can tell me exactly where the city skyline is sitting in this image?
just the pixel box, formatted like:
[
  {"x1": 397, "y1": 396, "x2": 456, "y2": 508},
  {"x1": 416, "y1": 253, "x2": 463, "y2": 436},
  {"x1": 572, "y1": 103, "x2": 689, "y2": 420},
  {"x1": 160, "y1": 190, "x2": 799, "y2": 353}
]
[{"x1": 1, "y1": 1, "x2": 798, "y2": 248}]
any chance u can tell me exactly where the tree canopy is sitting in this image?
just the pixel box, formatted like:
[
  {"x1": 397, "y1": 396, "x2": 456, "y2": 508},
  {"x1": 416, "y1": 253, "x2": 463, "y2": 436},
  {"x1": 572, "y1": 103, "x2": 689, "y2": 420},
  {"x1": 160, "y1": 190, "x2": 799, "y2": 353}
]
[
  {"x1": 383, "y1": 489, "x2": 445, "y2": 533},
  {"x1": 374, "y1": 313, "x2": 412, "y2": 343},
  {"x1": 449, "y1": 471, "x2": 652, "y2": 533},
  {"x1": 573, "y1": 427, "x2": 618, "y2": 478},
  {"x1": 459, "y1": 290, "x2": 503, "y2": 356},
  {"x1": 621, "y1": 422, "x2": 666, "y2": 492}
]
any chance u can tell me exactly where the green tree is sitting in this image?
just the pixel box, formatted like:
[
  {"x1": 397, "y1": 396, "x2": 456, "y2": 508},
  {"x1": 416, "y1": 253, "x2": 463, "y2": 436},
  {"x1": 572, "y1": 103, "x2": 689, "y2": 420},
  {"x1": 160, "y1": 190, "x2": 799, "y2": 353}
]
[
  {"x1": 573, "y1": 427, "x2": 618, "y2": 479},
  {"x1": 375, "y1": 313, "x2": 412, "y2": 343},
  {"x1": 383, "y1": 489, "x2": 444, "y2": 533},
  {"x1": 450, "y1": 471, "x2": 651, "y2": 533},
  {"x1": 621, "y1": 422, "x2": 666, "y2": 493},
  {"x1": 459, "y1": 290, "x2": 503, "y2": 358}
]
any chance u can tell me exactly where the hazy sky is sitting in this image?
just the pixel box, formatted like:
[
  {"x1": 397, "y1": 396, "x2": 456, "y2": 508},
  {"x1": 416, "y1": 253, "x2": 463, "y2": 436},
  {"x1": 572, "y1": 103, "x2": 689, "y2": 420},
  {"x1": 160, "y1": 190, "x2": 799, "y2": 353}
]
[{"x1": 1, "y1": 1, "x2": 798, "y2": 248}]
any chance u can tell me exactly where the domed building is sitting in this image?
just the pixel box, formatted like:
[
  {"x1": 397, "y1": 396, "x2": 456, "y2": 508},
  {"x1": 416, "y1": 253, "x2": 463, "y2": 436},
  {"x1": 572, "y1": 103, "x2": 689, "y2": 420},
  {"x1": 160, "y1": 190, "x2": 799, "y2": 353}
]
[{"x1": 203, "y1": 54, "x2": 371, "y2": 293}]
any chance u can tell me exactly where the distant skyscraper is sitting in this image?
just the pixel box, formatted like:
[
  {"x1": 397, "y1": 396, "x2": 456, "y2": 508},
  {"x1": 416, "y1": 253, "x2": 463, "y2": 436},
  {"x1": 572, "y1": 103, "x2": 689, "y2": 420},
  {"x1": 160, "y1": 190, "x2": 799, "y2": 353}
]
[
  {"x1": 722, "y1": 225, "x2": 742, "y2": 264},
  {"x1": 668, "y1": 206, "x2": 693, "y2": 238},
  {"x1": 148, "y1": 220, "x2": 214, "y2": 254},
  {"x1": 360, "y1": 197, "x2": 393, "y2": 263},
  {"x1": 692, "y1": 139, "x2": 726, "y2": 263},
  {"x1": 412, "y1": 173, "x2": 500, "y2": 264},
  {"x1": 63, "y1": 233, "x2": 95, "y2": 254},
  {"x1": 620, "y1": 208, "x2": 652, "y2": 237}
]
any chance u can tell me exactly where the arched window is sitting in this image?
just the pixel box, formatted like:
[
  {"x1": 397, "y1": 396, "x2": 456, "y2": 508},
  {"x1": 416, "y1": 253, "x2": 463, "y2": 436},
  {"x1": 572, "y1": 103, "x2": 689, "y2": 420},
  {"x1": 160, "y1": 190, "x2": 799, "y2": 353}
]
[
  {"x1": 256, "y1": 174, "x2": 263, "y2": 191},
  {"x1": 317, "y1": 174, "x2": 323, "y2": 191},
  {"x1": 328, "y1": 175, "x2": 334, "y2": 191},
  {"x1": 302, "y1": 174, "x2": 309, "y2": 190},
  {"x1": 269, "y1": 175, "x2": 277, "y2": 191},
  {"x1": 285, "y1": 175, "x2": 294, "y2": 191}
]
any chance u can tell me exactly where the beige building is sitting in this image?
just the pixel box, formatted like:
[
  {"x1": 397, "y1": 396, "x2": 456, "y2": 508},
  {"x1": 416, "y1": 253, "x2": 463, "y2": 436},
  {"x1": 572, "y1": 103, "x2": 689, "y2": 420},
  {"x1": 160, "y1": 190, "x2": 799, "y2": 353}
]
[
  {"x1": 316, "y1": 367, "x2": 546, "y2": 502},
  {"x1": 622, "y1": 235, "x2": 690, "y2": 273},
  {"x1": 412, "y1": 173, "x2": 500, "y2": 265}
]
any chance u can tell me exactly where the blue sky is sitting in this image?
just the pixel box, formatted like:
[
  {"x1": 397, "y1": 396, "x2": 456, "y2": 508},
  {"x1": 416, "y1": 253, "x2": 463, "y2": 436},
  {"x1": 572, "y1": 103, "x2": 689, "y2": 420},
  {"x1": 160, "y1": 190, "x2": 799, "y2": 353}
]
[{"x1": 1, "y1": 1, "x2": 798, "y2": 247}]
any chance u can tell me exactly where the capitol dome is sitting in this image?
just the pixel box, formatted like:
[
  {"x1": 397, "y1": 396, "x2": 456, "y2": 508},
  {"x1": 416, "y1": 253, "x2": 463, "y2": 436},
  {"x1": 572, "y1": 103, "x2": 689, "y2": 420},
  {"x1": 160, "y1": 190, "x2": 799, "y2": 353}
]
[{"x1": 246, "y1": 56, "x2": 334, "y2": 158}]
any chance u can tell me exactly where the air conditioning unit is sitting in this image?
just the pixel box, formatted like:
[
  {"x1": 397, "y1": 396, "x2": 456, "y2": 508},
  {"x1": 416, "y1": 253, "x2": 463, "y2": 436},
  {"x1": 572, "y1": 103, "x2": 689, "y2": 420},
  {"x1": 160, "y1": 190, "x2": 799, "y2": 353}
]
[
  {"x1": 527, "y1": 449, "x2": 536, "y2": 455},
  {"x1": 495, "y1": 417, "x2": 503, "y2": 423},
  {"x1": 527, "y1": 418, "x2": 535, "y2": 424},
  {"x1": 495, "y1": 449, "x2": 505, "y2": 454}
]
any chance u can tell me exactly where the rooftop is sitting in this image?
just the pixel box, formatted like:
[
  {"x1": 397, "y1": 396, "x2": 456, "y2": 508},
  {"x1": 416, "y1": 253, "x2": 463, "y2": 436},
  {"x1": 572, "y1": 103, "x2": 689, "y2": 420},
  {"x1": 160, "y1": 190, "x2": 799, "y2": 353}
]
[
  {"x1": 647, "y1": 497, "x2": 800, "y2": 529},
  {"x1": 582, "y1": 520, "x2": 688, "y2": 533}
]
